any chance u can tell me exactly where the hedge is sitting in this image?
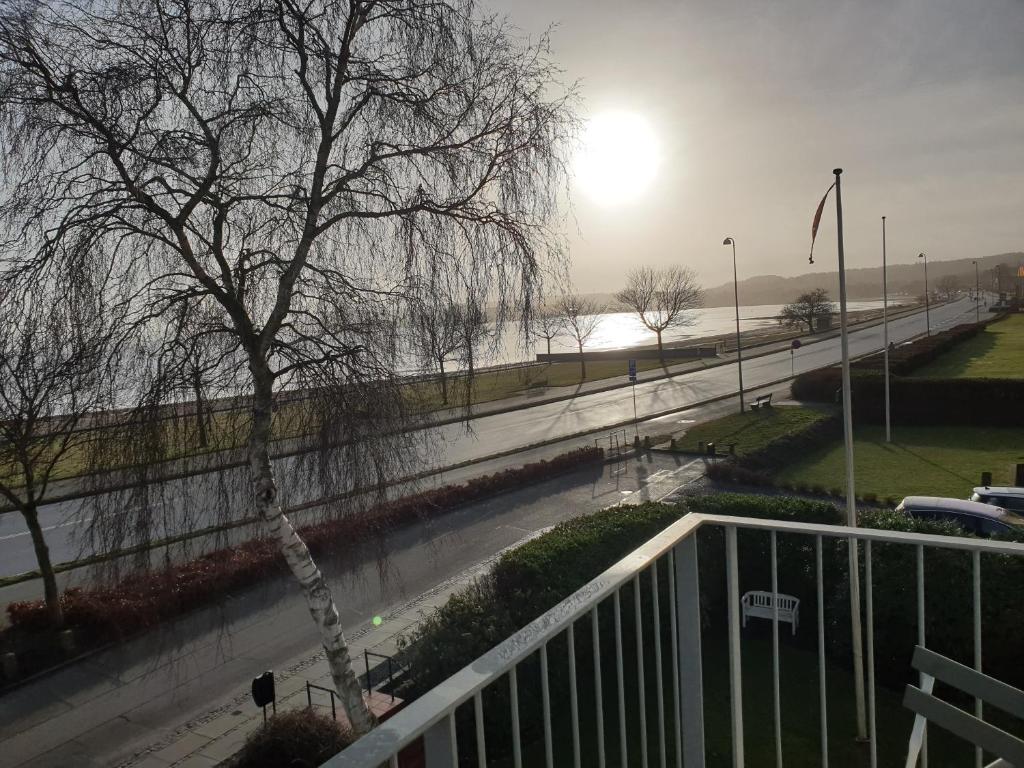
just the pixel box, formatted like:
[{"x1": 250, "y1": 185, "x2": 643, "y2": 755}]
[
  {"x1": 3, "y1": 447, "x2": 605, "y2": 656},
  {"x1": 790, "y1": 370, "x2": 1024, "y2": 427},
  {"x1": 228, "y1": 709, "x2": 353, "y2": 768},
  {"x1": 852, "y1": 319, "x2": 994, "y2": 376}
]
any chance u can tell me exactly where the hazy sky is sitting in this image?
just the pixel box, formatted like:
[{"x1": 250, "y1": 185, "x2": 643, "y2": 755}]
[{"x1": 494, "y1": 0, "x2": 1024, "y2": 292}]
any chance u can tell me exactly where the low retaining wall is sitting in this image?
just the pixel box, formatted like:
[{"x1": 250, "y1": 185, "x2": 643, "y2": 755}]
[{"x1": 536, "y1": 342, "x2": 722, "y2": 363}]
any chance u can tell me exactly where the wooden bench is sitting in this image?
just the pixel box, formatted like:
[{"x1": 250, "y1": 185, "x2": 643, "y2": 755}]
[
  {"x1": 741, "y1": 590, "x2": 799, "y2": 635},
  {"x1": 903, "y1": 646, "x2": 1024, "y2": 768},
  {"x1": 749, "y1": 392, "x2": 773, "y2": 410}
]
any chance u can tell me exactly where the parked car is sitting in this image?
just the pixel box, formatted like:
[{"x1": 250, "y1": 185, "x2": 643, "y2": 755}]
[
  {"x1": 895, "y1": 496, "x2": 1024, "y2": 537},
  {"x1": 970, "y1": 486, "x2": 1024, "y2": 515}
]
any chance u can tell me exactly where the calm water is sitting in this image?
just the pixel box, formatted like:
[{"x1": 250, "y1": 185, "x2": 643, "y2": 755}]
[{"x1": 473, "y1": 299, "x2": 907, "y2": 368}]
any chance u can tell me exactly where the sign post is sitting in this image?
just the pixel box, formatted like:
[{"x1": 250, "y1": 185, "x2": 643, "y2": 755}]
[
  {"x1": 628, "y1": 359, "x2": 638, "y2": 437},
  {"x1": 252, "y1": 671, "x2": 276, "y2": 723},
  {"x1": 790, "y1": 338, "x2": 801, "y2": 377}
]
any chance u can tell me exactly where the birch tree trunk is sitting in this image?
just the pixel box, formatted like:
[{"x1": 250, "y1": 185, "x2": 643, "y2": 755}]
[
  {"x1": 22, "y1": 502, "x2": 64, "y2": 627},
  {"x1": 248, "y1": 372, "x2": 375, "y2": 734}
]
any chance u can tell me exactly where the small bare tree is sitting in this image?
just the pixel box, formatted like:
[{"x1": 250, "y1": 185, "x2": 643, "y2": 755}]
[
  {"x1": 559, "y1": 294, "x2": 603, "y2": 379},
  {"x1": 0, "y1": 0, "x2": 573, "y2": 733},
  {"x1": 777, "y1": 288, "x2": 834, "y2": 334},
  {"x1": 936, "y1": 274, "x2": 961, "y2": 301},
  {"x1": 616, "y1": 266, "x2": 703, "y2": 358},
  {"x1": 0, "y1": 280, "x2": 108, "y2": 627},
  {"x1": 413, "y1": 301, "x2": 466, "y2": 406},
  {"x1": 530, "y1": 305, "x2": 565, "y2": 357}
]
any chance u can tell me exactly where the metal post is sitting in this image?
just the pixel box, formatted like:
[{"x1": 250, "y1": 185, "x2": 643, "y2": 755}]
[
  {"x1": 724, "y1": 237, "x2": 745, "y2": 412},
  {"x1": 919, "y1": 253, "x2": 930, "y2": 336},
  {"x1": 675, "y1": 536, "x2": 705, "y2": 767},
  {"x1": 973, "y1": 260, "x2": 980, "y2": 322},
  {"x1": 833, "y1": 168, "x2": 868, "y2": 741},
  {"x1": 882, "y1": 217, "x2": 891, "y2": 443}
]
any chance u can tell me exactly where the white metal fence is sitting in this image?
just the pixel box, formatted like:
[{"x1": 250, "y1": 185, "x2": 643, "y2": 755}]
[{"x1": 324, "y1": 512, "x2": 1024, "y2": 768}]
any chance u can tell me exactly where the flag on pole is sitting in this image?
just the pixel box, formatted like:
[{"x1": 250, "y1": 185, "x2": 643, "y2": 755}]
[{"x1": 808, "y1": 182, "x2": 837, "y2": 264}]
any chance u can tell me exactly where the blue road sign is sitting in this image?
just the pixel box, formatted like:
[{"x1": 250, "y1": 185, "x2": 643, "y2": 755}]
[{"x1": 628, "y1": 359, "x2": 637, "y2": 382}]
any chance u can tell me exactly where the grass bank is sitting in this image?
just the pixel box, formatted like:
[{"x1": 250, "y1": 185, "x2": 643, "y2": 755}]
[
  {"x1": 670, "y1": 405, "x2": 830, "y2": 456},
  {"x1": 913, "y1": 313, "x2": 1024, "y2": 379},
  {"x1": 776, "y1": 425, "x2": 1024, "y2": 500}
]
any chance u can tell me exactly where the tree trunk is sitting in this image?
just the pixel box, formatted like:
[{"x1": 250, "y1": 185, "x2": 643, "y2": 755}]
[
  {"x1": 656, "y1": 329, "x2": 664, "y2": 361},
  {"x1": 22, "y1": 502, "x2": 63, "y2": 628},
  {"x1": 546, "y1": 337, "x2": 551, "y2": 356},
  {"x1": 192, "y1": 369, "x2": 209, "y2": 448},
  {"x1": 248, "y1": 370, "x2": 375, "y2": 735},
  {"x1": 578, "y1": 341, "x2": 586, "y2": 379},
  {"x1": 438, "y1": 358, "x2": 448, "y2": 404}
]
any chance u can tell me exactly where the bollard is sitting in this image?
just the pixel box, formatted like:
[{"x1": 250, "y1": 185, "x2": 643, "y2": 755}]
[
  {"x1": 1, "y1": 652, "x2": 17, "y2": 680},
  {"x1": 643, "y1": 435, "x2": 651, "y2": 449},
  {"x1": 58, "y1": 629, "x2": 76, "y2": 654},
  {"x1": 706, "y1": 441, "x2": 715, "y2": 457},
  {"x1": 670, "y1": 438, "x2": 677, "y2": 450},
  {"x1": 981, "y1": 471, "x2": 992, "y2": 487}
]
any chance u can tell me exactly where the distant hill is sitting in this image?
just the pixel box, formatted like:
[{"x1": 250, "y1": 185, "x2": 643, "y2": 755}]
[{"x1": 701, "y1": 252, "x2": 1023, "y2": 308}]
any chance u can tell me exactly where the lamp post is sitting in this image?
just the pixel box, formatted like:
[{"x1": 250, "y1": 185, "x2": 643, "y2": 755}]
[
  {"x1": 918, "y1": 252, "x2": 930, "y2": 336},
  {"x1": 723, "y1": 237, "x2": 745, "y2": 412},
  {"x1": 972, "y1": 260, "x2": 980, "y2": 322},
  {"x1": 882, "y1": 217, "x2": 891, "y2": 443}
]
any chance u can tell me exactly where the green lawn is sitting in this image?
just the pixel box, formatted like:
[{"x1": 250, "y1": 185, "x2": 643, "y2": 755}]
[
  {"x1": 777, "y1": 425, "x2": 1024, "y2": 500},
  {"x1": 914, "y1": 314, "x2": 1024, "y2": 379},
  {"x1": 673, "y1": 405, "x2": 830, "y2": 456}
]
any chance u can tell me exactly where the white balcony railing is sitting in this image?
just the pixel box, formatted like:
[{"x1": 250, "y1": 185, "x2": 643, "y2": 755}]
[{"x1": 324, "y1": 513, "x2": 1024, "y2": 767}]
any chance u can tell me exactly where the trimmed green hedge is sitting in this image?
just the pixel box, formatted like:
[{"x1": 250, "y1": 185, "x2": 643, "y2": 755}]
[{"x1": 790, "y1": 370, "x2": 1024, "y2": 427}]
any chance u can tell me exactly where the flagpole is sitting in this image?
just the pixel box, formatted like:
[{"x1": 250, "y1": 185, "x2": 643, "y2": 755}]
[
  {"x1": 834, "y1": 168, "x2": 868, "y2": 742},
  {"x1": 882, "y1": 216, "x2": 891, "y2": 443}
]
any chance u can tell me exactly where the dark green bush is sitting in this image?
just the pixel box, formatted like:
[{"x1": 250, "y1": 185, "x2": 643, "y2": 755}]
[{"x1": 232, "y1": 709, "x2": 352, "y2": 768}]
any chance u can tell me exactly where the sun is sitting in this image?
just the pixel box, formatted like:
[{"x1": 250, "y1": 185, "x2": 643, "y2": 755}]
[{"x1": 575, "y1": 110, "x2": 661, "y2": 207}]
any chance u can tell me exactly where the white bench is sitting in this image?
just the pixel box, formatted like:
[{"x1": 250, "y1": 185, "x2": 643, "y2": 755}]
[{"x1": 741, "y1": 591, "x2": 800, "y2": 635}]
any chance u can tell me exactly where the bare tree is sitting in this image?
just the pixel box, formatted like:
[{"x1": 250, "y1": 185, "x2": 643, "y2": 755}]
[
  {"x1": 413, "y1": 301, "x2": 465, "y2": 406},
  {"x1": 616, "y1": 266, "x2": 703, "y2": 359},
  {"x1": 0, "y1": 0, "x2": 573, "y2": 733},
  {"x1": 0, "y1": 279, "x2": 109, "y2": 627},
  {"x1": 530, "y1": 305, "x2": 565, "y2": 357},
  {"x1": 777, "y1": 288, "x2": 834, "y2": 334},
  {"x1": 559, "y1": 294, "x2": 603, "y2": 379}
]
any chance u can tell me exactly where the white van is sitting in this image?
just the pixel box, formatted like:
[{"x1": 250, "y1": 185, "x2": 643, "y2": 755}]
[
  {"x1": 895, "y1": 496, "x2": 1024, "y2": 537},
  {"x1": 970, "y1": 487, "x2": 1024, "y2": 515}
]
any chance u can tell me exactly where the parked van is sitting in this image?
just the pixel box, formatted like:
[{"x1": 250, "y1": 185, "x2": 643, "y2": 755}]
[
  {"x1": 895, "y1": 496, "x2": 1024, "y2": 537},
  {"x1": 970, "y1": 487, "x2": 1024, "y2": 515}
]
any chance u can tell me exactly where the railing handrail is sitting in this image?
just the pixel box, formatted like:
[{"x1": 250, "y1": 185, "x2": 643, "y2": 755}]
[{"x1": 324, "y1": 512, "x2": 1024, "y2": 766}]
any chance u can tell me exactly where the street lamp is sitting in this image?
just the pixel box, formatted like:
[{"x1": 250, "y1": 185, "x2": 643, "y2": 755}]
[
  {"x1": 972, "y1": 260, "x2": 980, "y2": 322},
  {"x1": 918, "y1": 252, "x2": 930, "y2": 336},
  {"x1": 882, "y1": 217, "x2": 891, "y2": 443},
  {"x1": 723, "y1": 237, "x2": 745, "y2": 412}
]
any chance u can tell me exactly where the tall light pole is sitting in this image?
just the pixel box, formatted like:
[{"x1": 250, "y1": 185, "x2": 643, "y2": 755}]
[
  {"x1": 919, "y1": 252, "x2": 930, "y2": 336},
  {"x1": 882, "y1": 217, "x2": 891, "y2": 443},
  {"x1": 972, "y1": 260, "x2": 980, "y2": 322},
  {"x1": 723, "y1": 237, "x2": 745, "y2": 412}
]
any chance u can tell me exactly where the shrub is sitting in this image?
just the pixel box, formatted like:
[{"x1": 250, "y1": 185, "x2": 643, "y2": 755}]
[
  {"x1": 811, "y1": 484, "x2": 826, "y2": 496},
  {"x1": 863, "y1": 492, "x2": 878, "y2": 504},
  {"x1": 231, "y1": 709, "x2": 352, "y2": 768}
]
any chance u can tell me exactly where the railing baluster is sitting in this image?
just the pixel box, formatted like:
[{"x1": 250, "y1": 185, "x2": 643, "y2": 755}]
[
  {"x1": 917, "y1": 544, "x2": 927, "y2": 768},
  {"x1": 652, "y1": 558, "x2": 667, "y2": 768},
  {"x1": 593, "y1": 605, "x2": 607, "y2": 768},
  {"x1": 676, "y1": 534, "x2": 705, "y2": 768},
  {"x1": 635, "y1": 574, "x2": 650, "y2": 768},
  {"x1": 615, "y1": 589, "x2": 629, "y2": 768},
  {"x1": 726, "y1": 526, "x2": 744, "y2": 768},
  {"x1": 541, "y1": 643, "x2": 554, "y2": 768},
  {"x1": 669, "y1": 549, "x2": 683, "y2": 768},
  {"x1": 816, "y1": 535, "x2": 828, "y2": 768},
  {"x1": 973, "y1": 550, "x2": 982, "y2": 768},
  {"x1": 510, "y1": 667, "x2": 523, "y2": 768},
  {"x1": 422, "y1": 712, "x2": 458, "y2": 768},
  {"x1": 474, "y1": 691, "x2": 486, "y2": 767},
  {"x1": 568, "y1": 623, "x2": 582, "y2": 768},
  {"x1": 771, "y1": 531, "x2": 782, "y2": 768},
  {"x1": 865, "y1": 540, "x2": 877, "y2": 768},
  {"x1": 389, "y1": 756, "x2": 399, "y2": 768}
]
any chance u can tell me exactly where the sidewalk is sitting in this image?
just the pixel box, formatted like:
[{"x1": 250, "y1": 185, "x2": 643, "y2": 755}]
[{"x1": 114, "y1": 459, "x2": 706, "y2": 768}]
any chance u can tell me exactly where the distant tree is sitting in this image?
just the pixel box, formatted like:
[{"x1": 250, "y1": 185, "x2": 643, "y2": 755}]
[
  {"x1": 414, "y1": 302, "x2": 465, "y2": 406},
  {"x1": 559, "y1": 294, "x2": 604, "y2": 379},
  {"x1": 936, "y1": 274, "x2": 961, "y2": 301},
  {"x1": 0, "y1": 281, "x2": 108, "y2": 628},
  {"x1": 777, "y1": 289, "x2": 834, "y2": 334},
  {"x1": 531, "y1": 306, "x2": 566, "y2": 357},
  {"x1": 616, "y1": 266, "x2": 703, "y2": 358}
]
